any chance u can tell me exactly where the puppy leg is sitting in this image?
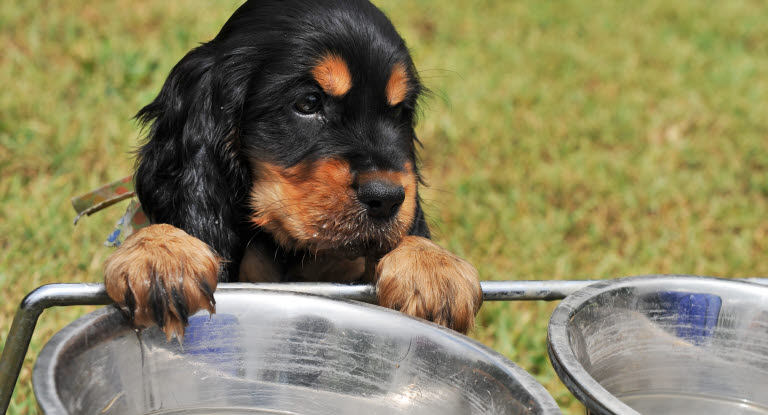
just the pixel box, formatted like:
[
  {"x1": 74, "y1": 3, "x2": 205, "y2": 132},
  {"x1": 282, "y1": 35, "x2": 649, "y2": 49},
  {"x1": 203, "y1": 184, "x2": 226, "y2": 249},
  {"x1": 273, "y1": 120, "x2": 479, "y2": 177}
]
[
  {"x1": 104, "y1": 224, "x2": 220, "y2": 339},
  {"x1": 376, "y1": 236, "x2": 482, "y2": 334}
]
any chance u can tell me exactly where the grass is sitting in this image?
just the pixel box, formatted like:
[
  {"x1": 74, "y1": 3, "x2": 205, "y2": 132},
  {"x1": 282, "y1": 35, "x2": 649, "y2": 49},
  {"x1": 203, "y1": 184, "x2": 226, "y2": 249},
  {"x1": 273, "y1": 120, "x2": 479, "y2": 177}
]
[{"x1": 1, "y1": 1, "x2": 767, "y2": 413}]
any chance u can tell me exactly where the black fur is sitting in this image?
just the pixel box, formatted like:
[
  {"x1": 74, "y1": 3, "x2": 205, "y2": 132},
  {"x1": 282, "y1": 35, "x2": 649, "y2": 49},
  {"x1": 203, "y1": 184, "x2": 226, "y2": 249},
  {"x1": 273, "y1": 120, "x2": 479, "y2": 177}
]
[{"x1": 135, "y1": 0, "x2": 429, "y2": 282}]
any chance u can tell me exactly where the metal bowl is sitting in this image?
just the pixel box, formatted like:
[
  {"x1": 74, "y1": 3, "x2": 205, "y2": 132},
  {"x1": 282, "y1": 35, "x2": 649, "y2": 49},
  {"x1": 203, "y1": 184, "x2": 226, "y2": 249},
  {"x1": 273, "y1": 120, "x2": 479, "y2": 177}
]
[
  {"x1": 548, "y1": 275, "x2": 768, "y2": 415},
  {"x1": 34, "y1": 290, "x2": 560, "y2": 414}
]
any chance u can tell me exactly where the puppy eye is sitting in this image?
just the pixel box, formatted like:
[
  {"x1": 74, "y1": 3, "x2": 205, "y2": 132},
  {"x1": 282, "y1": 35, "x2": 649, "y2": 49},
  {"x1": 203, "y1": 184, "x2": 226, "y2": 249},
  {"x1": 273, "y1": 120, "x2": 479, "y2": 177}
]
[{"x1": 294, "y1": 92, "x2": 323, "y2": 114}]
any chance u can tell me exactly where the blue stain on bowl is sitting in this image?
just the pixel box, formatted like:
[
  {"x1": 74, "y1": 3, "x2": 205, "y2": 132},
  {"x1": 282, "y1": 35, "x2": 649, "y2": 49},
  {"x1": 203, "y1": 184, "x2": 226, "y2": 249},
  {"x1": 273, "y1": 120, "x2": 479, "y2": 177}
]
[
  {"x1": 183, "y1": 313, "x2": 242, "y2": 376},
  {"x1": 658, "y1": 291, "x2": 722, "y2": 345}
]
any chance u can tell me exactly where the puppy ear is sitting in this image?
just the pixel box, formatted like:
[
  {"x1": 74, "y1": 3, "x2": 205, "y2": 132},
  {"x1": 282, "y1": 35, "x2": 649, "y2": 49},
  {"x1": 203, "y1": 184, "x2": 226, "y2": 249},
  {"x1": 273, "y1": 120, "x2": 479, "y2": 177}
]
[
  {"x1": 133, "y1": 43, "x2": 253, "y2": 278},
  {"x1": 136, "y1": 44, "x2": 248, "y2": 168}
]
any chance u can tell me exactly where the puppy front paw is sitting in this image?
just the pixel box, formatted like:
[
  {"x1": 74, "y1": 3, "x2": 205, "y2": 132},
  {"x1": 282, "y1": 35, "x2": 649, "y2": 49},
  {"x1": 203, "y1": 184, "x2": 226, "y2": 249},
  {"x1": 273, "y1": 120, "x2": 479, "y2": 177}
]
[
  {"x1": 376, "y1": 236, "x2": 482, "y2": 334},
  {"x1": 104, "y1": 224, "x2": 220, "y2": 339}
]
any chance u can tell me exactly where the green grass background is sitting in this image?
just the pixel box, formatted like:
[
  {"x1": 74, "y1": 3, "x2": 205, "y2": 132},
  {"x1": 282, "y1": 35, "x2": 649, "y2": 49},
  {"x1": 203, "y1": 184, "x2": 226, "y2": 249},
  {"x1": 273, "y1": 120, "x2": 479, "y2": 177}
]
[{"x1": 2, "y1": 1, "x2": 767, "y2": 413}]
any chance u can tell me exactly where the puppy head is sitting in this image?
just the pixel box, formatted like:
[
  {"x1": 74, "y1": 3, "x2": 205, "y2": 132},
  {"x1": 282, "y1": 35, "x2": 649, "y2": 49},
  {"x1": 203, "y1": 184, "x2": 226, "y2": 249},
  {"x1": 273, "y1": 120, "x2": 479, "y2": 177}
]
[
  {"x1": 233, "y1": 1, "x2": 424, "y2": 255},
  {"x1": 137, "y1": 0, "x2": 424, "y2": 257}
]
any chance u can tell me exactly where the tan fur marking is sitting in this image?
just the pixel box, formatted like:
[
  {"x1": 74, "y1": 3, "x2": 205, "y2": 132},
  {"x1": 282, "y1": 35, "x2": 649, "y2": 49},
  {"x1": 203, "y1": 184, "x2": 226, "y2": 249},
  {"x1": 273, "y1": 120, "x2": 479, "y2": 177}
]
[
  {"x1": 104, "y1": 224, "x2": 220, "y2": 340},
  {"x1": 376, "y1": 236, "x2": 482, "y2": 334},
  {"x1": 238, "y1": 242, "x2": 282, "y2": 283},
  {"x1": 250, "y1": 159, "x2": 355, "y2": 250},
  {"x1": 397, "y1": 163, "x2": 418, "y2": 233},
  {"x1": 286, "y1": 257, "x2": 365, "y2": 283},
  {"x1": 385, "y1": 62, "x2": 409, "y2": 106},
  {"x1": 239, "y1": 241, "x2": 365, "y2": 283},
  {"x1": 249, "y1": 159, "x2": 417, "y2": 253},
  {"x1": 312, "y1": 53, "x2": 353, "y2": 97}
]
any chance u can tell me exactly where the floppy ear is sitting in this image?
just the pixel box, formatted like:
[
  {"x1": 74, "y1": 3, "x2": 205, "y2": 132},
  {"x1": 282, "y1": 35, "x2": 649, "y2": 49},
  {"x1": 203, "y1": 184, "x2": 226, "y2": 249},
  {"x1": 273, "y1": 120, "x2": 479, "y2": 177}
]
[{"x1": 134, "y1": 43, "x2": 253, "y2": 279}]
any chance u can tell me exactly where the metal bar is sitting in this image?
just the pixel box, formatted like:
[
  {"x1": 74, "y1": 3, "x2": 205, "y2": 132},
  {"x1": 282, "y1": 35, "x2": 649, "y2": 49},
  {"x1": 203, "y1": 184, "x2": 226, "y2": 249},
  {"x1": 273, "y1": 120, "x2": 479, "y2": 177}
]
[
  {"x1": 216, "y1": 282, "x2": 379, "y2": 303},
  {"x1": 481, "y1": 280, "x2": 598, "y2": 301},
  {"x1": 0, "y1": 284, "x2": 110, "y2": 413},
  {"x1": 2, "y1": 277, "x2": 767, "y2": 413},
  {"x1": 185, "y1": 280, "x2": 600, "y2": 302}
]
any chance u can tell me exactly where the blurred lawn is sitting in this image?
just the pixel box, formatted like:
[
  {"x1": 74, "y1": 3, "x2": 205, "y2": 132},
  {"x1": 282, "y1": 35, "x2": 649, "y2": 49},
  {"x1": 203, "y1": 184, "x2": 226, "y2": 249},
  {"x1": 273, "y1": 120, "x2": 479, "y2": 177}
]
[{"x1": 2, "y1": 1, "x2": 767, "y2": 413}]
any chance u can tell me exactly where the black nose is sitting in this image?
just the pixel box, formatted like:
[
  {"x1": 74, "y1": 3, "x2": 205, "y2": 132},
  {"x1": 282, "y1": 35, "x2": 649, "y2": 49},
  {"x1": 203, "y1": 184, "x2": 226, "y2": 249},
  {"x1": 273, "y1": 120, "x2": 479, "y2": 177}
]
[{"x1": 357, "y1": 180, "x2": 405, "y2": 218}]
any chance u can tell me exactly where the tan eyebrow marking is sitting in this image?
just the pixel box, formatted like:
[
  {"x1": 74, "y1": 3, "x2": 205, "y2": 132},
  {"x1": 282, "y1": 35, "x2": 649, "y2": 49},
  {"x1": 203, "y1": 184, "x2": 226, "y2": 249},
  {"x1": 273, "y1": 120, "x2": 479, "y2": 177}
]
[
  {"x1": 385, "y1": 62, "x2": 409, "y2": 106},
  {"x1": 311, "y1": 53, "x2": 353, "y2": 97}
]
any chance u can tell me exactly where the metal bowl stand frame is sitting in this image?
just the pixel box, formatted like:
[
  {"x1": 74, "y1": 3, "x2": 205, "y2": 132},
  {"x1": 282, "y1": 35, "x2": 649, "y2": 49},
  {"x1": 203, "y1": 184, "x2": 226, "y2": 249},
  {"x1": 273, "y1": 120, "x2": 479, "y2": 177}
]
[{"x1": 1, "y1": 278, "x2": 766, "y2": 414}]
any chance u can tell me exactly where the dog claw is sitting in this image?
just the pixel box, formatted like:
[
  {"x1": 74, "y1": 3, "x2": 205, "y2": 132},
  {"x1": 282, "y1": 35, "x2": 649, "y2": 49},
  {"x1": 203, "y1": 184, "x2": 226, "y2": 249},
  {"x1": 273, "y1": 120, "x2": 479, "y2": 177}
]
[
  {"x1": 376, "y1": 236, "x2": 482, "y2": 334},
  {"x1": 104, "y1": 224, "x2": 221, "y2": 341}
]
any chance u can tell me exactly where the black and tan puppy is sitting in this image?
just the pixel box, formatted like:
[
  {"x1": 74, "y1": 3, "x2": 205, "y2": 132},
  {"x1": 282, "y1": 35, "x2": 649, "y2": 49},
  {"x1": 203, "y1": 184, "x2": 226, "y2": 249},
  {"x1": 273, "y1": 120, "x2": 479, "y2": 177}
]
[{"x1": 104, "y1": 0, "x2": 482, "y2": 338}]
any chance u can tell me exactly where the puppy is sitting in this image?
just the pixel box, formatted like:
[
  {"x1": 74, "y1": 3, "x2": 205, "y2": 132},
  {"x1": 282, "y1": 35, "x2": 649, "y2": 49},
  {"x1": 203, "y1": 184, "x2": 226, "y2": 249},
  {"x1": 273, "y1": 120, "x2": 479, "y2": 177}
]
[{"x1": 104, "y1": 0, "x2": 482, "y2": 338}]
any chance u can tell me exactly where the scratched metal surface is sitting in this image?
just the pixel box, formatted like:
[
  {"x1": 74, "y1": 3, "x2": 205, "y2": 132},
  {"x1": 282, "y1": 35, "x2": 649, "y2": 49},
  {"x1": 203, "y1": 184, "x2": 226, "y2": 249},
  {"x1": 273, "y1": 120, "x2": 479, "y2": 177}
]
[
  {"x1": 548, "y1": 275, "x2": 768, "y2": 415},
  {"x1": 33, "y1": 290, "x2": 560, "y2": 415}
]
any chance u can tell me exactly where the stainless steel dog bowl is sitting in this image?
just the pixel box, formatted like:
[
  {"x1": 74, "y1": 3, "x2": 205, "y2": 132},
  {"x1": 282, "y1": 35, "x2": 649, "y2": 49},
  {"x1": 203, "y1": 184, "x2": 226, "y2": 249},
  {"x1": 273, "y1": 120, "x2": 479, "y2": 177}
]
[
  {"x1": 548, "y1": 275, "x2": 768, "y2": 415},
  {"x1": 34, "y1": 290, "x2": 560, "y2": 414}
]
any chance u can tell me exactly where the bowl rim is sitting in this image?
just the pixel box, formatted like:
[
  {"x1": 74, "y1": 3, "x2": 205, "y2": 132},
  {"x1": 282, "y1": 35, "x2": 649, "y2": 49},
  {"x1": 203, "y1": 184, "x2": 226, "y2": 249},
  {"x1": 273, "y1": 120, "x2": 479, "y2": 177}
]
[
  {"x1": 34, "y1": 288, "x2": 562, "y2": 415},
  {"x1": 547, "y1": 274, "x2": 768, "y2": 415}
]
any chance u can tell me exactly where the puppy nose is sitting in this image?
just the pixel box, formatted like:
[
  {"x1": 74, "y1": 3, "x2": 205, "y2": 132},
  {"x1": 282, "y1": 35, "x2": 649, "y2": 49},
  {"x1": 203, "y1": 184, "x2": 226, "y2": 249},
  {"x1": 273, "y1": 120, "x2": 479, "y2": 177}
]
[{"x1": 357, "y1": 180, "x2": 405, "y2": 218}]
